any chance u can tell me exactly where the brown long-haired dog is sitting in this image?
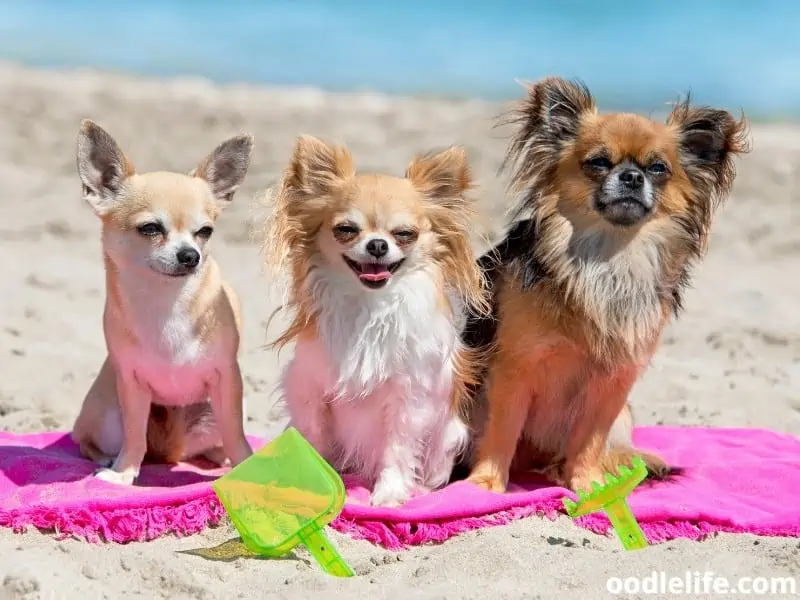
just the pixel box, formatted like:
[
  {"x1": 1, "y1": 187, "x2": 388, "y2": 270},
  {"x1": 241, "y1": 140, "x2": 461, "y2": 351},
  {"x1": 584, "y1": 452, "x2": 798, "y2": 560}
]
[{"x1": 461, "y1": 77, "x2": 750, "y2": 493}]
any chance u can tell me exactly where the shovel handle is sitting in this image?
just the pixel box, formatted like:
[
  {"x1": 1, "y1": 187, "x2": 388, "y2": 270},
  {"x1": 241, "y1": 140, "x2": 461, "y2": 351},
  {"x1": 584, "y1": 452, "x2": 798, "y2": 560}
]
[{"x1": 298, "y1": 523, "x2": 354, "y2": 577}]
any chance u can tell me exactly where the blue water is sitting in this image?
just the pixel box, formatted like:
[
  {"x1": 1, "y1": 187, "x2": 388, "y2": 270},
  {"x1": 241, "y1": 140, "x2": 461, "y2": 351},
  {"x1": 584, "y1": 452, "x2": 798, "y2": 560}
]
[{"x1": 1, "y1": 0, "x2": 799, "y2": 117}]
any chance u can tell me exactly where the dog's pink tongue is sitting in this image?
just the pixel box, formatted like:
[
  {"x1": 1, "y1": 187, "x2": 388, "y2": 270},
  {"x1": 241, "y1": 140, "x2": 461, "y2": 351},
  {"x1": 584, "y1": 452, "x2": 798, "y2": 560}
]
[{"x1": 359, "y1": 263, "x2": 392, "y2": 281}]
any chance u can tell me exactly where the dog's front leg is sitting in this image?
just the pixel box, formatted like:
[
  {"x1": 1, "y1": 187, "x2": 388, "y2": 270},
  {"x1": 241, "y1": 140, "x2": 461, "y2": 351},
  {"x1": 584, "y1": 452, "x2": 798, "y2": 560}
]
[
  {"x1": 466, "y1": 361, "x2": 531, "y2": 493},
  {"x1": 370, "y1": 445, "x2": 417, "y2": 508},
  {"x1": 281, "y1": 355, "x2": 333, "y2": 462},
  {"x1": 562, "y1": 371, "x2": 636, "y2": 493},
  {"x1": 423, "y1": 409, "x2": 469, "y2": 491},
  {"x1": 370, "y1": 390, "x2": 419, "y2": 507},
  {"x1": 209, "y1": 361, "x2": 253, "y2": 467},
  {"x1": 94, "y1": 370, "x2": 151, "y2": 486}
]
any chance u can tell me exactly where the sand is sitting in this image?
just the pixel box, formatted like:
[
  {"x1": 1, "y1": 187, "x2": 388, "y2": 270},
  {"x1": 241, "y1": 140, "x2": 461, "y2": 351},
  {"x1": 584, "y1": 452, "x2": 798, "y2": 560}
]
[{"x1": 0, "y1": 61, "x2": 798, "y2": 600}]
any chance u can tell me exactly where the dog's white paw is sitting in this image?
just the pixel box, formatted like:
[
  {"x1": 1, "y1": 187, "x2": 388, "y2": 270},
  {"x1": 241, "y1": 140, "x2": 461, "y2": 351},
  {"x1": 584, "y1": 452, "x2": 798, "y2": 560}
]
[
  {"x1": 94, "y1": 455, "x2": 114, "y2": 469},
  {"x1": 370, "y1": 470, "x2": 412, "y2": 507},
  {"x1": 94, "y1": 468, "x2": 137, "y2": 486}
]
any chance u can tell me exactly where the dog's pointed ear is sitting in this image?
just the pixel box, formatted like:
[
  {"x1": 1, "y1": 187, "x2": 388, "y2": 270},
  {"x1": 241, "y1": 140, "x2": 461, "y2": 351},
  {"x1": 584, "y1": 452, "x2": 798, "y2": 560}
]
[
  {"x1": 284, "y1": 135, "x2": 355, "y2": 198},
  {"x1": 76, "y1": 120, "x2": 135, "y2": 215},
  {"x1": 406, "y1": 146, "x2": 472, "y2": 206},
  {"x1": 192, "y1": 134, "x2": 254, "y2": 205},
  {"x1": 501, "y1": 77, "x2": 596, "y2": 205},
  {"x1": 667, "y1": 100, "x2": 750, "y2": 200},
  {"x1": 520, "y1": 77, "x2": 596, "y2": 143}
]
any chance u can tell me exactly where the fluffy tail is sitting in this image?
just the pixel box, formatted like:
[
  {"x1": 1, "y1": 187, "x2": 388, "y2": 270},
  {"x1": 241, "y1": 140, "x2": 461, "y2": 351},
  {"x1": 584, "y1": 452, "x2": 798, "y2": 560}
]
[
  {"x1": 602, "y1": 446, "x2": 684, "y2": 483},
  {"x1": 607, "y1": 404, "x2": 683, "y2": 482}
]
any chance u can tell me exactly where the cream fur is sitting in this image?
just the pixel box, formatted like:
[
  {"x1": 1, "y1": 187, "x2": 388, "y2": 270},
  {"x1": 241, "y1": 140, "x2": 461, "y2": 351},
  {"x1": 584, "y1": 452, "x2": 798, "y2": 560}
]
[{"x1": 281, "y1": 262, "x2": 469, "y2": 507}]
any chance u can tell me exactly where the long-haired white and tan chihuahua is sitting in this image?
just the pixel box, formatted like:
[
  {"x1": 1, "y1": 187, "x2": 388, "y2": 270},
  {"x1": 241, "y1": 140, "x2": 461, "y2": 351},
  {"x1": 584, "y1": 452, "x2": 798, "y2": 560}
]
[
  {"x1": 264, "y1": 135, "x2": 489, "y2": 506},
  {"x1": 71, "y1": 120, "x2": 255, "y2": 485},
  {"x1": 462, "y1": 77, "x2": 750, "y2": 493}
]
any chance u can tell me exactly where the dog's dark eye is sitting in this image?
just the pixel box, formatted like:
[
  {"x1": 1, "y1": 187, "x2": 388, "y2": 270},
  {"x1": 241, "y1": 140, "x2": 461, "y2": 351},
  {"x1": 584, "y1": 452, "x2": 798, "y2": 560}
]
[
  {"x1": 647, "y1": 161, "x2": 669, "y2": 176},
  {"x1": 196, "y1": 226, "x2": 214, "y2": 239},
  {"x1": 333, "y1": 223, "x2": 360, "y2": 242},
  {"x1": 137, "y1": 222, "x2": 163, "y2": 237},
  {"x1": 393, "y1": 229, "x2": 418, "y2": 245},
  {"x1": 586, "y1": 156, "x2": 613, "y2": 170}
]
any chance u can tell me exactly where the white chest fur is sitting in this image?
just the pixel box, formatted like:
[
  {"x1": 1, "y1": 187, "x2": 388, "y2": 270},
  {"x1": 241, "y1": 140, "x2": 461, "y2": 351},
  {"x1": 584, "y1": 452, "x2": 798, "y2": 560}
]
[
  {"x1": 311, "y1": 266, "x2": 457, "y2": 397},
  {"x1": 283, "y1": 267, "x2": 469, "y2": 502},
  {"x1": 561, "y1": 219, "x2": 678, "y2": 352},
  {"x1": 109, "y1": 271, "x2": 217, "y2": 406}
]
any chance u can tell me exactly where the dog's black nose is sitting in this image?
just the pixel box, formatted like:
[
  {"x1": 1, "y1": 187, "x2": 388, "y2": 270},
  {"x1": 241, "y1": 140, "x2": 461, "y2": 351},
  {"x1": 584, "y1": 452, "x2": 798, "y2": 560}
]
[
  {"x1": 176, "y1": 247, "x2": 200, "y2": 268},
  {"x1": 366, "y1": 238, "x2": 389, "y2": 258},
  {"x1": 619, "y1": 168, "x2": 645, "y2": 189}
]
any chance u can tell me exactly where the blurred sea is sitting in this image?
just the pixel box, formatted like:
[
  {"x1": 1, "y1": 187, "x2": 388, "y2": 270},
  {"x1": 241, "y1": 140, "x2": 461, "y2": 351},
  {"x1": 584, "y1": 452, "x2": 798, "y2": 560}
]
[{"x1": 1, "y1": 0, "x2": 798, "y2": 118}]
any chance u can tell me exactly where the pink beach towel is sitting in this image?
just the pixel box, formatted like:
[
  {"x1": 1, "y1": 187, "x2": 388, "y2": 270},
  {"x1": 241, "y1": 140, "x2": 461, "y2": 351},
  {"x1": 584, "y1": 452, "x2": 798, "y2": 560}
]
[{"x1": 0, "y1": 427, "x2": 798, "y2": 548}]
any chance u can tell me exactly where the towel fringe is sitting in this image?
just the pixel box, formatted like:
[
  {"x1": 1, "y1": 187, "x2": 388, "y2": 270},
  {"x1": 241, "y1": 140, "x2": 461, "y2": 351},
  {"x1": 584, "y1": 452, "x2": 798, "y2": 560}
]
[
  {"x1": 330, "y1": 502, "x2": 800, "y2": 550},
  {"x1": 0, "y1": 496, "x2": 225, "y2": 543}
]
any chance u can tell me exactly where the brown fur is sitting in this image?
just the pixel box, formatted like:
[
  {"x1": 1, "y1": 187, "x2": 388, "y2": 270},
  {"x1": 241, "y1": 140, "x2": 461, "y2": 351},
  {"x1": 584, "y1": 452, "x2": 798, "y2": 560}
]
[{"x1": 465, "y1": 77, "x2": 750, "y2": 492}]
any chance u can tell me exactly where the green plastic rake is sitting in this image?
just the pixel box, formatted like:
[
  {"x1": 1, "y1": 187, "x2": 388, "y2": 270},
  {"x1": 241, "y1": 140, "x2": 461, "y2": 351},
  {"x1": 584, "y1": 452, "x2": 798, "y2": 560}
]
[{"x1": 562, "y1": 456, "x2": 649, "y2": 551}]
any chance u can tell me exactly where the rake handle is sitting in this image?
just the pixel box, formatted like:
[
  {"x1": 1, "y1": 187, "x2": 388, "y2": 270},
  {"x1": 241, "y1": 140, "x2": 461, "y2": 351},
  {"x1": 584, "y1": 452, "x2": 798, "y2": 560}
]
[{"x1": 605, "y1": 499, "x2": 648, "y2": 550}]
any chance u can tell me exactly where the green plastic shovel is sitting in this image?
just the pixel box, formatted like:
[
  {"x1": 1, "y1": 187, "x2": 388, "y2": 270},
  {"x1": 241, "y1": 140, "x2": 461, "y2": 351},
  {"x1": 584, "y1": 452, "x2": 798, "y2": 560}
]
[{"x1": 212, "y1": 427, "x2": 354, "y2": 577}]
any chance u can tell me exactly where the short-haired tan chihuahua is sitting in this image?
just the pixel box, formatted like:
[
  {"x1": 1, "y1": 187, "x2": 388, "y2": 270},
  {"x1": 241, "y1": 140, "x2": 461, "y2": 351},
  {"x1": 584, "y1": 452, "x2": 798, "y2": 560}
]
[{"x1": 71, "y1": 120, "x2": 254, "y2": 485}]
